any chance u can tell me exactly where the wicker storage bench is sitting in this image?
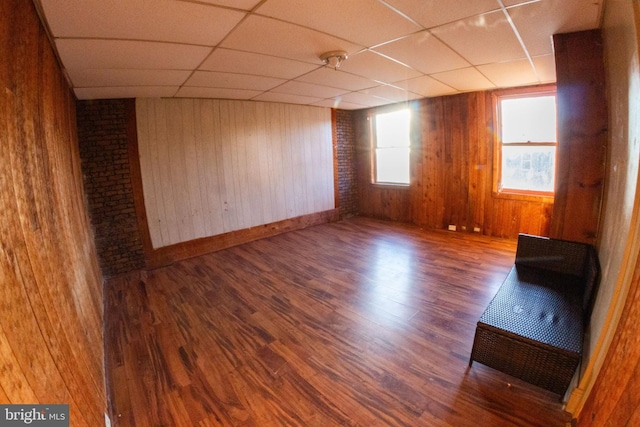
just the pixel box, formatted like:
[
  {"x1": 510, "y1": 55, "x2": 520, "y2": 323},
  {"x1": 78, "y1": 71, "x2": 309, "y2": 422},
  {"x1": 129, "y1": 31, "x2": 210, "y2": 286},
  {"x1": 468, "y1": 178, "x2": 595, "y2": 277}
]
[{"x1": 469, "y1": 234, "x2": 600, "y2": 396}]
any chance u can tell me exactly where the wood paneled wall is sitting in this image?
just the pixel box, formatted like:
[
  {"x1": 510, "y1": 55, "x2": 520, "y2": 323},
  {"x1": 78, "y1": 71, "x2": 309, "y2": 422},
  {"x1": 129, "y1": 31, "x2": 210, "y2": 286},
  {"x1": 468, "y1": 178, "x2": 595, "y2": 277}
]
[
  {"x1": 0, "y1": 0, "x2": 106, "y2": 425},
  {"x1": 136, "y1": 98, "x2": 335, "y2": 249},
  {"x1": 551, "y1": 30, "x2": 607, "y2": 245},
  {"x1": 356, "y1": 93, "x2": 553, "y2": 238},
  {"x1": 571, "y1": 2, "x2": 640, "y2": 423}
]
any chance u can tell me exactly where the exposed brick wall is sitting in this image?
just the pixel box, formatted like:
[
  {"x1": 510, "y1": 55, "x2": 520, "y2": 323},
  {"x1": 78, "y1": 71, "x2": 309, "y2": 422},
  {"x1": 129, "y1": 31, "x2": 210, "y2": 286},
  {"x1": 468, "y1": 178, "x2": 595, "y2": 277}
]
[
  {"x1": 335, "y1": 109, "x2": 359, "y2": 218},
  {"x1": 77, "y1": 99, "x2": 144, "y2": 277}
]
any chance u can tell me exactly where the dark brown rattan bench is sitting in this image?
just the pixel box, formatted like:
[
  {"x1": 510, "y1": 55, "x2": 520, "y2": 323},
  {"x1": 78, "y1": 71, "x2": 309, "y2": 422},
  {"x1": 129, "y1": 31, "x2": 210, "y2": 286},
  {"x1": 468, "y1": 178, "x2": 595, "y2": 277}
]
[{"x1": 469, "y1": 234, "x2": 600, "y2": 396}]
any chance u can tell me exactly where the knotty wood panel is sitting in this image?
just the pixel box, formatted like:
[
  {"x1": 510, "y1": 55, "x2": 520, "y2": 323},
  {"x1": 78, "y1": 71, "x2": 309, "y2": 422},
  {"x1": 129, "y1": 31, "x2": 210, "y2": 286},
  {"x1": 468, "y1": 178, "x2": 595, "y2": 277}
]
[
  {"x1": 358, "y1": 93, "x2": 553, "y2": 238},
  {"x1": 106, "y1": 217, "x2": 572, "y2": 426},
  {"x1": 1, "y1": 0, "x2": 106, "y2": 425},
  {"x1": 136, "y1": 98, "x2": 335, "y2": 249},
  {"x1": 417, "y1": 92, "x2": 554, "y2": 238},
  {"x1": 551, "y1": 30, "x2": 607, "y2": 244}
]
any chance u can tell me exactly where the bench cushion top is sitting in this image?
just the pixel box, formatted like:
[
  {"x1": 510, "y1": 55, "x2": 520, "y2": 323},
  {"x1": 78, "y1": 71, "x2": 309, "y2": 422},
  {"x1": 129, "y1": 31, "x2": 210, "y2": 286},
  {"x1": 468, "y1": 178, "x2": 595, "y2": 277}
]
[{"x1": 478, "y1": 265, "x2": 584, "y2": 354}]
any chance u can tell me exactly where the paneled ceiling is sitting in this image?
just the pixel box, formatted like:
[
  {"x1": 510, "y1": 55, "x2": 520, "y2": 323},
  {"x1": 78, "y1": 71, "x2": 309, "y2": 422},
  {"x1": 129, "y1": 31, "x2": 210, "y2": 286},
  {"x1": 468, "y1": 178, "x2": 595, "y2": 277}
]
[{"x1": 35, "y1": 0, "x2": 604, "y2": 110}]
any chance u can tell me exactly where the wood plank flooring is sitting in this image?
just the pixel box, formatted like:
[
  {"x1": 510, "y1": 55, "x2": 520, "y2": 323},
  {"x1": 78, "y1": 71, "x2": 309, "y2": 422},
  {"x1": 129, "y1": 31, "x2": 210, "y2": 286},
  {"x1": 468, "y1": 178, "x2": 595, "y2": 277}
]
[{"x1": 105, "y1": 217, "x2": 572, "y2": 426}]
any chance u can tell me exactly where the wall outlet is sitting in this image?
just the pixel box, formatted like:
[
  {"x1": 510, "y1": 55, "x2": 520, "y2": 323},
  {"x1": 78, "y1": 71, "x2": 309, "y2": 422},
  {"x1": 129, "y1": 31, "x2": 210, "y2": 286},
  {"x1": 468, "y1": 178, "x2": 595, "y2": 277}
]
[
  {"x1": 473, "y1": 227, "x2": 481, "y2": 233},
  {"x1": 448, "y1": 225, "x2": 457, "y2": 231}
]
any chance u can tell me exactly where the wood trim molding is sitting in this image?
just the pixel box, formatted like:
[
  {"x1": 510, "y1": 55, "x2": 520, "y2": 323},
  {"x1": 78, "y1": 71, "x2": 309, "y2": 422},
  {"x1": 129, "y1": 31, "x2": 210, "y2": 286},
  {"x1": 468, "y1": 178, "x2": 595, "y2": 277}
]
[
  {"x1": 490, "y1": 84, "x2": 557, "y2": 203},
  {"x1": 145, "y1": 208, "x2": 340, "y2": 269}
]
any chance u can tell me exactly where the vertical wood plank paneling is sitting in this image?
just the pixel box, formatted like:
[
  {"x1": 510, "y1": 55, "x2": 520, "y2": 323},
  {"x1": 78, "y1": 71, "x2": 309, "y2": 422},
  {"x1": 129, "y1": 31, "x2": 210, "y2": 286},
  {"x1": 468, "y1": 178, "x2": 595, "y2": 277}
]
[
  {"x1": 304, "y1": 106, "x2": 315, "y2": 214},
  {"x1": 232, "y1": 100, "x2": 246, "y2": 230},
  {"x1": 198, "y1": 99, "x2": 225, "y2": 236},
  {"x1": 182, "y1": 99, "x2": 207, "y2": 240},
  {"x1": 324, "y1": 108, "x2": 336, "y2": 210},
  {"x1": 551, "y1": 30, "x2": 607, "y2": 244},
  {"x1": 137, "y1": 99, "x2": 334, "y2": 249},
  {"x1": 1, "y1": 0, "x2": 106, "y2": 424},
  {"x1": 250, "y1": 102, "x2": 267, "y2": 225},
  {"x1": 239, "y1": 102, "x2": 254, "y2": 229},
  {"x1": 193, "y1": 99, "x2": 212, "y2": 237},
  {"x1": 255, "y1": 102, "x2": 272, "y2": 224},
  {"x1": 237, "y1": 101, "x2": 250, "y2": 229},
  {"x1": 282, "y1": 105, "x2": 301, "y2": 215},
  {"x1": 429, "y1": 98, "x2": 446, "y2": 229},
  {"x1": 267, "y1": 104, "x2": 291, "y2": 218},
  {"x1": 218, "y1": 100, "x2": 239, "y2": 232},
  {"x1": 138, "y1": 100, "x2": 162, "y2": 247},
  {"x1": 169, "y1": 101, "x2": 191, "y2": 241},
  {"x1": 289, "y1": 105, "x2": 302, "y2": 215},
  {"x1": 158, "y1": 101, "x2": 181, "y2": 246}
]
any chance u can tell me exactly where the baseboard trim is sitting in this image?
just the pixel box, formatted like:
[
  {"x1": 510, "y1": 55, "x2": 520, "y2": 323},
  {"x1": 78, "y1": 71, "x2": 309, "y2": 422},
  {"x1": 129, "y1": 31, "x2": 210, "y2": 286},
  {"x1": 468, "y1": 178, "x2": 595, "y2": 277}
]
[{"x1": 144, "y1": 209, "x2": 340, "y2": 269}]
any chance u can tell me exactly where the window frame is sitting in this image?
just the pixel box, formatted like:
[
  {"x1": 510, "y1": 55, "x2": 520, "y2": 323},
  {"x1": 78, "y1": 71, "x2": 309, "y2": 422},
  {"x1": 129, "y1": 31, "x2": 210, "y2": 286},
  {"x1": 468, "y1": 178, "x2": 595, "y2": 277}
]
[
  {"x1": 369, "y1": 105, "x2": 412, "y2": 187},
  {"x1": 492, "y1": 85, "x2": 557, "y2": 202}
]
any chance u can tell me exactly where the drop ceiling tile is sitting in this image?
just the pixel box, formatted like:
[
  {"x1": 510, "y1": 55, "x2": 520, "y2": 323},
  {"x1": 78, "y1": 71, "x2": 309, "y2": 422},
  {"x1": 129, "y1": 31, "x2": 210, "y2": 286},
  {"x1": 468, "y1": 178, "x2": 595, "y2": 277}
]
[
  {"x1": 532, "y1": 55, "x2": 557, "y2": 83},
  {"x1": 312, "y1": 99, "x2": 368, "y2": 110},
  {"x1": 200, "y1": 49, "x2": 319, "y2": 79},
  {"x1": 272, "y1": 81, "x2": 349, "y2": 98},
  {"x1": 394, "y1": 75, "x2": 457, "y2": 98},
  {"x1": 431, "y1": 67, "x2": 495, "y2": 92},
  {"x1": 430, "y1": 10, "x2": 526, "y2": 66},
  {"x1": 384, "y1": 0, "x2": 500, "y2": 29},
  {"x1": 477, "y1": 59, "x2": 539, "y2": 88},
  {"x1": 337, "y1": 50, "x2": 422, "y2": 84},
  {"x1": 252, "y1": 92, "x2": 324, "y2": 105},
  {"x1": 256, "y1": 0, "x2": 422, "y2": 47},
  {"x1": 175, "y1": 87, "x2": 262, "y2": 100},
  {"x1": 36, "y1": 0, "x2": 601, "y2": 106},
  {"x1": 220, "y1": 15, "x2": 363, "y2": 65},
  {"x1": 373, "y1": 30, "x2": 470, "y2": 75},
  {"x1": 41, "y1": 0, "x2": 245, "y2": 46},
  {"x1": 339, "y1": 91, "x2": 391, "y2": 107},
  {"x1": 296, "y1": 68, "x2": 378, "y2": 91},
  {"x1": 502, "y1": 0, "x2": 533, "y2": 5},
  {"x1": 184, "y1": 71, "x2": 285, "y2": 91},
  {"x1": 67, "y1": 69, "x2": 191, "y2": 88},
  {"x1": 74, "y1": 86, "x2": 179, "y2": 100},
  {"x1": 56, "y1": 39, "x2": 211, "y2": 70},
  {"x1": 509, "y1": 0, "x2": 605, "y2": 57},
  {"x1": 198, "y1": 0, "x2": 262, "y2": 10},
  {"x1": 360, "y1": 85, "x2": 421, "y2": 103}
]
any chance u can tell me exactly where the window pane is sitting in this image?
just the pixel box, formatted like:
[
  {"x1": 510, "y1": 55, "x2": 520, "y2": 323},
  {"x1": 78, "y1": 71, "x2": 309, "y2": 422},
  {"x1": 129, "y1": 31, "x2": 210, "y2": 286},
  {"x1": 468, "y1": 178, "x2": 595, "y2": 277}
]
[
  {"x1": 376, "y1": 147, "x2": 409, "y2": 184},
  {"x1": 375, "y1": 109, "x2": 410, "y2": 148},
  {"x1": 501, "y1": 96, "x2": 556, "y2": 143},
  {"x1": 501, "y1": 145, "x2": 555, "y2": 192}
]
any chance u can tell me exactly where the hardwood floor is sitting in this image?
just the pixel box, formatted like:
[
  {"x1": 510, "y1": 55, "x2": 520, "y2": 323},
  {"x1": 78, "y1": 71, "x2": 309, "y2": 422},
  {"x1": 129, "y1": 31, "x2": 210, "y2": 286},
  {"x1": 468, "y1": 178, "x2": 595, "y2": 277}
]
[{"x1": 105, "y1": 217, "x2": 572, "y2": 426}]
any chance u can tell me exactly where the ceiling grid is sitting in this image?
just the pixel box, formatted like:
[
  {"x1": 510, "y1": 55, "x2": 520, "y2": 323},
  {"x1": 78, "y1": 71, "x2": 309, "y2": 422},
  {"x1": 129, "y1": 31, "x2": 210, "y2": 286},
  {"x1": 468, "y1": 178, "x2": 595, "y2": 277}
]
[{"x1": 37, "y1": 0, "x2": 604, "y2": 109}]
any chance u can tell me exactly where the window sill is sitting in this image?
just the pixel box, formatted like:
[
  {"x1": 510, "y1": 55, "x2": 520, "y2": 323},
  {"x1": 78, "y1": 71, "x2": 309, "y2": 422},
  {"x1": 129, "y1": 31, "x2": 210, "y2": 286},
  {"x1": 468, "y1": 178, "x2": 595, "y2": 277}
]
[
  {"x1": 493, "y1": 190, "x2": 554, "y2": 203},
  {"x1": 371, "y1": 183, "x2": 410, "y2": 190}
]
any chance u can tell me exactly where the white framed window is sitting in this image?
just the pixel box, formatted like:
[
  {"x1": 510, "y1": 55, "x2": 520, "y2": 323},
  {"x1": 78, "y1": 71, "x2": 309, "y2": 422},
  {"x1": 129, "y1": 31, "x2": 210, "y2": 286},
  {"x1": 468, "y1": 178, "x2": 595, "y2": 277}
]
[
  {"x1": 371, "y1": 108, "x2": 411, "y2": 185},
  {"x1": 494, "y1": 86, "x2": 557, "y2": 197}
]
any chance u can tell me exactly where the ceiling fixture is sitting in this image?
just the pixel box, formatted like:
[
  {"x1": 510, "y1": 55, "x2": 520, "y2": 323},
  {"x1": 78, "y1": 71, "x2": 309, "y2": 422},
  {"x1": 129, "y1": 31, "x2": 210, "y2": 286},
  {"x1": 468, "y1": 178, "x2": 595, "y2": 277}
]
[{"x1": 320, "y1": 51, "x2": 348, "y2": 69}]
